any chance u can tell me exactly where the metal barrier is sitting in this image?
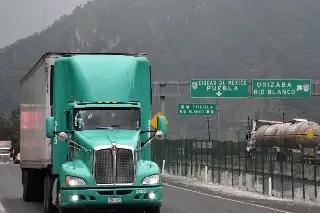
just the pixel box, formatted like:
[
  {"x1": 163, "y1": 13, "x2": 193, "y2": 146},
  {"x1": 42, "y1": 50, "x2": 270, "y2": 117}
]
[{"x1": 152, "y1": 139, "x2": 320, "y2": 202}]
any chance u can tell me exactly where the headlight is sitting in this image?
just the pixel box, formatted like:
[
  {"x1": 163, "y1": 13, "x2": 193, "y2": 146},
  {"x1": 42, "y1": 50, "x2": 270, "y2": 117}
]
[
  {"x1": 65, "y1": 176, "x2": 86, "y2": 186},
  {"x1": 142, "y1": 174, "x2": 160, "y2": 185}
]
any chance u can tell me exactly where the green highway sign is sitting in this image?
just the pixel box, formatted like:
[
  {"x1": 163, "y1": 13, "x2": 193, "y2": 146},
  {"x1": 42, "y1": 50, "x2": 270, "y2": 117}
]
[
  {"x1": 252, "y1": 79, "x2": 312, "y2": 98},
  {"x1": 190, "y1": 79, "x2": 249, "y2": 98},
  {"x1": 178, "y1": 103, "x2": 216, "y2": 115}
]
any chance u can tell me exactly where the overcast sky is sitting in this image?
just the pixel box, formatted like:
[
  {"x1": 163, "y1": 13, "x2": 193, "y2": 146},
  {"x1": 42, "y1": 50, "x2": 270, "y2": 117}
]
[{"x1": 0, "y1": 0, "x2": 91, "y2": 48}]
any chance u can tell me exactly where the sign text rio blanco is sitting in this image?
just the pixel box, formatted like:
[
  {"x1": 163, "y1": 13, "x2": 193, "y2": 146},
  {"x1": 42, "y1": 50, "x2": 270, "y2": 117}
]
[
  {"x1": 190, "y1": 79, "x2": 249, "y2": 98},
  {"x1": 178, "y1": 103, "x2": 216, "y2": 115},
  {"x1": 251, "y1": 79, "x2": 311, "y2": 98}
]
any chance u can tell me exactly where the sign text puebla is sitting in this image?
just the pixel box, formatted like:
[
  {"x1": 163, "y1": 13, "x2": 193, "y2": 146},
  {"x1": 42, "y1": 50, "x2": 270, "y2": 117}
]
[{"x1": 190, "y1": 79, "x2": 249, "y2": 98}]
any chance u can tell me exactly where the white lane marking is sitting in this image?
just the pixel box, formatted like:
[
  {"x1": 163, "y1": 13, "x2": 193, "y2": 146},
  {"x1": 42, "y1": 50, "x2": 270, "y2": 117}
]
[
  {"x1": 0, "y1": 201, "x2": 7, "y2": 213},
  {"x1": 164, "y1": 183, "x2": 292, "y2": 213}
]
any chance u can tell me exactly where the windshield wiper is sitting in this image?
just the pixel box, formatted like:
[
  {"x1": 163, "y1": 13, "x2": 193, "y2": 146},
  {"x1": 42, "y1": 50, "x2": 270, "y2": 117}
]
[{"x1": 96, "y1": 125, "x2": 123, "y2": 129}]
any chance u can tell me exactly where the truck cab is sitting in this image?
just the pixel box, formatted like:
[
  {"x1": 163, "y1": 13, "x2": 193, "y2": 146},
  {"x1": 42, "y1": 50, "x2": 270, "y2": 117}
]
[
  {"x1": 45, "y1": 101, "x2": 167, "y2": 213},
  {"x1": 0, "y1": 148, "x2": 11, "y2": 163},
  {"x1": 0, "y1": 141, "x2": 12, "y2": 164}
]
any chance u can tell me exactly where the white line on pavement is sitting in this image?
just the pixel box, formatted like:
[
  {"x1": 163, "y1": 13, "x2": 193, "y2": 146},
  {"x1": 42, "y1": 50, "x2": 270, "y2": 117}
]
[
  {"x1": 164, "y1": 183, "x2": 292, "y2": 213},
  {"x1": 0, "y1": 201, "x2": 6, "y2": 213}
]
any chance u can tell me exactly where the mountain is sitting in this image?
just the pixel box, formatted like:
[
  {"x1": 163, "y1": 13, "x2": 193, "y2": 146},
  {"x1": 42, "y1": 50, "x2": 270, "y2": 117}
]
[{"x1": 0, "y1": 0, "x2": 320, "y2": 140}]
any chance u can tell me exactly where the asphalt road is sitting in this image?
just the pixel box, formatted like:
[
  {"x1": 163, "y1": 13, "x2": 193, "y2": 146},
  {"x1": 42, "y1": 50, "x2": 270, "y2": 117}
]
[{"x1": 0, "y1": 164, "x2": 318, "y2": 213}]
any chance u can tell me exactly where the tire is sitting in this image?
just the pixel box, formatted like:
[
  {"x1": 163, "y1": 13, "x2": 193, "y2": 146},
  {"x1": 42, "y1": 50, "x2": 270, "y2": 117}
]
[
  {"x1": 44, "y1": 175, "x2": 58, "y2": 213},
  {"x1": 145, "y1": 206, "x2": 160, "y2": 213},
  {"x1": 35, "y1": 170, "x2": 45, "y2": 202},
  {"x1": 22, "y1": 169, "x2": 35, "y2": 202}
]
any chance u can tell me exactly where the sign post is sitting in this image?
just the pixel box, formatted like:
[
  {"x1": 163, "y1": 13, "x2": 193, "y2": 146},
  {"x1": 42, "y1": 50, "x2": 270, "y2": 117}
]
[
  {"x1": 190, "y1": 79, "x2": 249, "y2": 98},
  {"x1": 178, "y1": 103, "x2": 216, "y2": 116},
  {"x1": 251, "y1": 79, "x2": 312, "y2": 98}
]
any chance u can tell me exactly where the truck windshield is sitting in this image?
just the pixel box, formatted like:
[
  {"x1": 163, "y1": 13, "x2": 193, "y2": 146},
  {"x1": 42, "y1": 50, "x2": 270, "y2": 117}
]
[
  {"x1": 0, "y1": 149, "x2": 10, "y2": 154},
  {"x1": 75, "y1": 107, "x2": 140, "y2": 130}
]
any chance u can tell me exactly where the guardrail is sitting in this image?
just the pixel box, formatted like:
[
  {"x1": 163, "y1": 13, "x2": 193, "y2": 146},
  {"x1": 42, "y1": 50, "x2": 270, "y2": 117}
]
[{"x1": 152, "y1": 139, "x2": 320, "y2": 202}]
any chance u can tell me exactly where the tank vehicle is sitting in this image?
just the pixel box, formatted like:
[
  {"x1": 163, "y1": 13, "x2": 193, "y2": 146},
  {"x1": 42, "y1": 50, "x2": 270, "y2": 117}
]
[{"x1": 251, "y1": 119, "x2": 320, "y2": 149}]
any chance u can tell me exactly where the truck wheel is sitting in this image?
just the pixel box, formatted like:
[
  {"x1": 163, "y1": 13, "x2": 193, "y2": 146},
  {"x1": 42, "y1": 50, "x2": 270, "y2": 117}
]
[
  {"x1": 34, "y1": 170, "x2": 45, "y2": 202},
  {"x1": 22, "y1": 169, "x2": 35, "y2": 202},
  {"x1": 44, "y1": 175, "x2": 57, "y2": 213},
  {"x1": 145, "y1": 206, "x2": 160, "y2": 213}
]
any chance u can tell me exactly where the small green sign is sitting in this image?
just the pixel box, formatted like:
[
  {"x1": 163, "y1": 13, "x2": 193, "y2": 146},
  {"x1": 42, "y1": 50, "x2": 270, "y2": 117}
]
[
  {"x1": 190, "y1": 79, "x2": 249, "y2": 98},
  {"x1": 252, "y1": 79, "x2": 312, "y2": 98},
  {"x1": 178, "y1": 103, "x2": 216, "y2": 115}
]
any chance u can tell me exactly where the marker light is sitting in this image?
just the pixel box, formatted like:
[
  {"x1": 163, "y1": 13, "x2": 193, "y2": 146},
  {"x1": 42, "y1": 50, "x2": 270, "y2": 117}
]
[
  {"x1": 71, "y1": 195, "x2": 79, "y2": 201},
  {"x1": 148, "y1": 192, "x2": 156, "y2": 199}
]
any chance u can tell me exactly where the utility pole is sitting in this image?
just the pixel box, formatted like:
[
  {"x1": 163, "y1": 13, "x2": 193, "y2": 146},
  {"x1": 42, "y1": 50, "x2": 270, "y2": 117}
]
[
  {"x1": 206, "y1": 116, "x2": 211, "y2": 141},
  {"x1": 241, "y1": 116, "x2": 253, "y2": 145},
  {"x1": 269, "y1": 108, "x2": 297, "y2": 123},
  {"x1": 217, "y1": 109, "x2": 220, "y2": 141},
  {"x1": 247, "y1": 116, "x2": 250, "y2": 139},
  {"x1": 179, "y1": 128, "x2": 186, "y2": 139},
  {"x1": 159, "y1": 82, "x2": 166, "y2": 116}
]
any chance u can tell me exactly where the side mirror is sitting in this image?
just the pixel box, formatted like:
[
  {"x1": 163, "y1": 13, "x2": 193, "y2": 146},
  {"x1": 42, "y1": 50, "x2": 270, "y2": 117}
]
[
  {"x1": 157, "y1": 116, "x2": 167, "y2": 136},
  {"x1": 46, "y1": 117, "x2": 55, "y2": 138},
  {"x1": 155, "y1": 130, "x2": 164, "y2": 140}
]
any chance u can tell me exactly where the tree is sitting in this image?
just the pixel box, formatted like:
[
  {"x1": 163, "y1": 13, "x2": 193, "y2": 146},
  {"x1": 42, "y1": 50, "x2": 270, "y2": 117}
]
[
  {"x1": 0, "y1": 108, "x2": 20, "y2": 149},
  {"x1": 7, "y1": 108, "x2": 20, "y2": 147}
]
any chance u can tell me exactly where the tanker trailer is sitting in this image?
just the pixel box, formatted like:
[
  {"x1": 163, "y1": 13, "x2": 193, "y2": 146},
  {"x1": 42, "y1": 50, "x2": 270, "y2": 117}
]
[
  {"x1": 250, "y1": 119, "x2": 320, "y2": 149},
  {"x1": 247, "y1": 119, "x2": 320, "y2": 164},
  {"x1": 282, "y1": 119, "x2": 320, "y2": 149},
  {"x1": 246, "y1": 119, "x2": 283, "y2": 151}
]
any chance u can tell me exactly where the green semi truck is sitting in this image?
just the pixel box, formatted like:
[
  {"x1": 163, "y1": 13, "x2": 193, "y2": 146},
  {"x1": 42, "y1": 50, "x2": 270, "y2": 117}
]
[{"x1": 20, "y1": 52, "x2": 167, "y2": 213}]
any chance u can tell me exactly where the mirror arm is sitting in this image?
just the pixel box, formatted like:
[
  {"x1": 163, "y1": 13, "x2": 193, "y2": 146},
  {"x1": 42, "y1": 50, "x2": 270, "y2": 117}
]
[
  {"x1": 66, "y1": 139, "x2": 92, "y2": 153},
  {"x1": 141, "y1": 130, "x2": 156, "y2": 134},
  {"x1": 55, "y1": 131, "x2": 92, "y2": 153},
  {"x1": 136, "y1": 134, "x2": 157, "y2": 152}
]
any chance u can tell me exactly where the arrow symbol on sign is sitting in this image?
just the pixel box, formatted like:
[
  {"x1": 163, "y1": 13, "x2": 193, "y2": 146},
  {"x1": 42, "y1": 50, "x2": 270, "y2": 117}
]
[{"x1": 216, "y1": 91, "x2": 222, "y2": 96}]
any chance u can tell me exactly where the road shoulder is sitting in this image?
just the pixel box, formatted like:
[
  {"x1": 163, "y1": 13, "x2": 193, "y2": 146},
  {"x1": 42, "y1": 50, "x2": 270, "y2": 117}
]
[{"x1": 162, "y1": 173, "x2": 320, "y2": 213}]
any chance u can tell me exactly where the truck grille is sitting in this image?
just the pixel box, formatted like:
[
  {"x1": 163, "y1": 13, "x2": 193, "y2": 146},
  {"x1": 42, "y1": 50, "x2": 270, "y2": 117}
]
[
  {"x1": 116, "y1": 148, "x2": 134, "y2": 183},
  {"x1": 94, "y1": 148, "x2": 134, "y2": 184},
  {"x1": 94, "y1": 149, "x2": 113, "y2": 184}
]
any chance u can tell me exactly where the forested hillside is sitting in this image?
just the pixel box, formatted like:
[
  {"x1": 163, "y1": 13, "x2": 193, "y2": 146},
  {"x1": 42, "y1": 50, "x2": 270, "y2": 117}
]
[{"x1": 0, "y1": 0, "x2": 320, "y2": 139}]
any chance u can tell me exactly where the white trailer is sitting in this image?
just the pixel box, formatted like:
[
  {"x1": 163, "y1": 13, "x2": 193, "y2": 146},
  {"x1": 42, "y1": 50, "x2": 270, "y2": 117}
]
[{"x1": 20, "y1": 53, "x2": 61, "y2": 169}]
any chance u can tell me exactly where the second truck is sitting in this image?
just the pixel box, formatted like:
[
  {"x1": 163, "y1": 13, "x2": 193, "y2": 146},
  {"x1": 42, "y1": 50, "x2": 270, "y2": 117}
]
[
  {"x1": 0, "y1": 141, "x2": 12, "y2": 163},
  {"x1": 20, "y1": 52, "x2": 168, "y2": 213},
  {"x1": 246, "y1": 118, "x2": 320, "y2": 164}
]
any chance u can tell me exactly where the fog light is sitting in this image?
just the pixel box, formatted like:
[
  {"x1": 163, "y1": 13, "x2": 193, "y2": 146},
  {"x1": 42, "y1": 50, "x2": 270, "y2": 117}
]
[
  {"x1": 71, "y1": 195, "x2": 79, "y2": 201},
  {"x1": 148, "y1": 192, "x2": 156, "y2": 199}
]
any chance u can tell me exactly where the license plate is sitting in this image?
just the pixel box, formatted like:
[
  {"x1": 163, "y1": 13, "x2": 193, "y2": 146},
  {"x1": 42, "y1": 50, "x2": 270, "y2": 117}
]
[{"x1": 108, "y1": 197, "x2": 122, "y2": 204}]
